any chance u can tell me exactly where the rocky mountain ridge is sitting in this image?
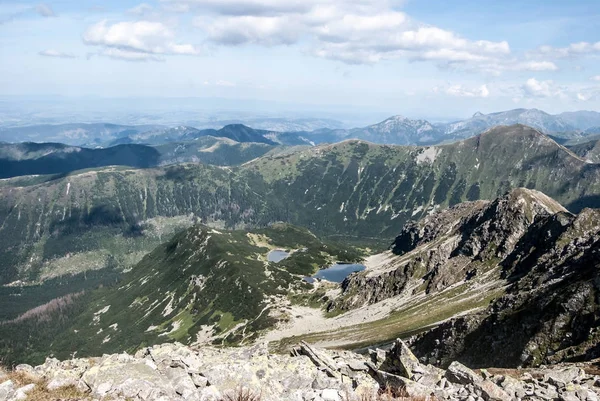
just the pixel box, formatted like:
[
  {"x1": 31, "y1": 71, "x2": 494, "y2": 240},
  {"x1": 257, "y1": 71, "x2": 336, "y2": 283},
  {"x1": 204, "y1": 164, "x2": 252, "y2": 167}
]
[
  {"x1": 323, "y1": 188, "x2": 599, "y2": 367},
  {"x1": 1, "y1": 340, "x2": 599, "y2": 401}
]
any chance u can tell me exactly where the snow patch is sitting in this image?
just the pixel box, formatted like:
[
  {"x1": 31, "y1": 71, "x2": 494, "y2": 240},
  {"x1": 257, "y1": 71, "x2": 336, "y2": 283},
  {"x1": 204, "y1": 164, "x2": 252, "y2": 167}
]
[
  {"x1": 159, "y1": 319, "x2": 182, "y2": 337},
  {"x1": 92, "y1": 305, "x2": 110, "y2": 325},
  {"x1": 412, "y1": 206, "x2": 424, "y2": 217},
  {"x1": 94, "y1": 305, "x2": 110, "y2": 315},
  {"x1": 162, "y1": 294, "x2": 175, "y2": 317}
]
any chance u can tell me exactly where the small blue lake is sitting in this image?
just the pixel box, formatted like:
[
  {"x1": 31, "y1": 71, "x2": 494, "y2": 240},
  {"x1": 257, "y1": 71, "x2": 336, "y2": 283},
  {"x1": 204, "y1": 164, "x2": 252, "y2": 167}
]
[
  {"x1": 267, "y1": 250, "x2": 290, "y2": 263},
  {"x1": 305, "y1": 263, "x2": 366, "y2": 283}
]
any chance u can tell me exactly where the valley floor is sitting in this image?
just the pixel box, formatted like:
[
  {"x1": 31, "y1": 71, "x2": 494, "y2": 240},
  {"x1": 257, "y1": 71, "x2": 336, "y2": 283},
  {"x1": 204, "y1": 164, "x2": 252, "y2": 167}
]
[{"x1": 264, "y1": 252, "x2": 506, "y2": 351}]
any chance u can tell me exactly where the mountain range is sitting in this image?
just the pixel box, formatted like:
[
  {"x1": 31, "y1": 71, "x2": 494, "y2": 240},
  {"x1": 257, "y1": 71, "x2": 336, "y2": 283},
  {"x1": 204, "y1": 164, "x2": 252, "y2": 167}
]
[
  {"x1": 0, "y1": 115, "x2": 599, "y2": 372},
  {"x1": 1, "y1": 124, "x2": 599, "y2": 286},
  {"x1": 1, "y1": 187, "x2": 598, "y2": 369},
  {"x1": 0, "y1": 137, "x2": 283, "y2": 178},
  {"x1": 3, "y1": 108, "x2": 600, "y2": 148}
]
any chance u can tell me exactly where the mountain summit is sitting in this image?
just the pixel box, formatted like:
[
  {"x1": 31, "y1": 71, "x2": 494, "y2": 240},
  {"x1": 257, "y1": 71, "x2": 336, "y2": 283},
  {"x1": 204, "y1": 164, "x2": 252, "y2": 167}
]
[{"x1": 344, "y1": 115, "x2": 443, "y2": 145}]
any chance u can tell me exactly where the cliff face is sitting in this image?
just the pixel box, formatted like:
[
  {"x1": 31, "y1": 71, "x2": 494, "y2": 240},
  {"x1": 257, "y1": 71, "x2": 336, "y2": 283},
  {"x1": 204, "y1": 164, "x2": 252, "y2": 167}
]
[
  {"x1": 411, "y1": 208, "x2": 600, "y2": 368},
  {"x1": 329, "y1": 189, "x2": 600, "y2": 367},
  {"x1": 332, "y1": 188, "x2": 568, "y2": 311}
]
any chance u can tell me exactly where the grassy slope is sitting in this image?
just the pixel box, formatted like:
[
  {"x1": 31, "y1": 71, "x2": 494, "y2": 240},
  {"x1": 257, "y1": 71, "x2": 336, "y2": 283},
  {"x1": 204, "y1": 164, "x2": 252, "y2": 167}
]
[
  {"x1": 153, "y1": 137, "x2": 275, "y2": 166},
  {"x1": 1, "y1": 125, "x2": 600, "y2": 286},
  {"x1": 0, "y1": 223, "x2": 363, "y2": 364}
]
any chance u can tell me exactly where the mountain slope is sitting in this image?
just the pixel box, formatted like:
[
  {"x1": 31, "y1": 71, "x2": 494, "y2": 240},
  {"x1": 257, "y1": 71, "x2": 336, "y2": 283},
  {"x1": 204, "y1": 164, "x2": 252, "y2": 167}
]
[
  {"x1": 154, "y1": 137, "x2": 275, "y2": 166},
  {"x1": 559, "y1": 110, "x2": 600, "y2": 130},
  {"x1": 109, "y1": 124, "x2": 280, "y2": 146},
  {"x1": 344, "y1": 115, "x2": 444, "y2": 145},
  {"x1": 204, "y1": 124, "x2": 276, "y2": 145},
  {"x1": 444, "y1": 109, "x2": 575, "y2": 138},
  {"x1": 1, "y1": 125, "x2": 600, "y2": 287},
  {"x1": 108, "y1": 126, "x2": 202, "y2": 146},
  {"x1": 0, "y1": 223, "x2": 363, "y2": 363},
  {"x1": 567, "y1": 138, "x2": 600, "y2": 163},
  {"x1": 0, "y1": 142, "x2": 161, "y2": 178},
  {"x1": 0, "y1": 138, "x2": 276, "y2": 179},
  {"x1": 332, "y1": 188, "x2": 569, "y2": 312},
  {"x1": 409, "y1": 206, "x2": 600, "y2": 368},
  {"x1": 275, "y1": 189, "x2": 599, "y2": 368}
]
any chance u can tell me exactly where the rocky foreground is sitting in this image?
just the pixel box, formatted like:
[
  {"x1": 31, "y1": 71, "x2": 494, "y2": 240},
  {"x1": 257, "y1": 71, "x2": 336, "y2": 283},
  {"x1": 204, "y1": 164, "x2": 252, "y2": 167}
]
[{"x1": 1, "y1": 340, "x2": 599, "y2": 401}]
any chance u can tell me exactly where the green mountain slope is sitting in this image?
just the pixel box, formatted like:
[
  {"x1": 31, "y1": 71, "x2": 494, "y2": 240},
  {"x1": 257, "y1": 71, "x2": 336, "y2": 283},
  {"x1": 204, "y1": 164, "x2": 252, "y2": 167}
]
[
  {"x1": 0, "y1": 138, "x2": 278, "y2": 179},
  {"x1": 567, "y1": 138, "x2": 600, "y2": 163},
  {"x1": 0, "y1": 223, "x2": 363, "y2": 364},
  {"x1": 1, "y1": 125, "x2": 600, "y2": 287},
  {"x1": 0, "y1": 142, "x2": 161, "y2": 178},
  {"x1": 154, "y1": 137, "x2": 275, "y2": 166}
]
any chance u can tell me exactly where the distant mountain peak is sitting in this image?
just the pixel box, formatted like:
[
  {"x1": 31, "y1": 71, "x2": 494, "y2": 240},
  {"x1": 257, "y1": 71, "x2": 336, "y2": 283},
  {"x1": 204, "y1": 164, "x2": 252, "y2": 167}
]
[
  {"x1": 221, "y1": 123, "x2": 250, "y2": 129},
  {"x1": 472, "y1": 111, "x2": 484, "y2": 118},
  {"x1": 386, "y1": 115, "x2": 408, "y2": 122}
]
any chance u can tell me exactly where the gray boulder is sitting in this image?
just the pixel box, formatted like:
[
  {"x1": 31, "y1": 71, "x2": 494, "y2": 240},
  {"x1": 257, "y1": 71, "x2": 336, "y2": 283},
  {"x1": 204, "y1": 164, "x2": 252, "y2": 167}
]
[
  {"x1": 0, "y1": 380, "x2": 14, "y2": 401},
  {"x1": 80, "y1": 353, "x2": 177, "y2": 400},
  {"x1": 475, "y1": 379, "x2": 511, "y2": 401},
  {"x1": 545, "y1": 367, "x2": 587, "y2": 386},
  {"x1": 446, "y1": 361, "x2": 482, "y2": 385}
]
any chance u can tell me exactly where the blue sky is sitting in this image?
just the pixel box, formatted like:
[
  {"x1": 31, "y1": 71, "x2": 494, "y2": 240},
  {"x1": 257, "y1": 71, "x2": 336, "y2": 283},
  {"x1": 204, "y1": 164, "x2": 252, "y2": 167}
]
[{"x1": 1, "y1": 0, "x2": 599, "y2": 120}]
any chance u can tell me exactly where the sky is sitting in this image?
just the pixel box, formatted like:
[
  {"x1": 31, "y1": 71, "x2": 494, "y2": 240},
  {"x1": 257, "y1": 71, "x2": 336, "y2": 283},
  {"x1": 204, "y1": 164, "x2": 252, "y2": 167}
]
[{"x1": 1, "y1": 0, "x2": 600, "y2": 121}]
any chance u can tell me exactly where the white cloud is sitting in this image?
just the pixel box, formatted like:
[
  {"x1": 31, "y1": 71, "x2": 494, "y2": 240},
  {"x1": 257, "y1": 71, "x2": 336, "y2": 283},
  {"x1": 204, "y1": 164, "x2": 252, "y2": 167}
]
[
  {"x1": 36, "y1": 3, "x2": 55, "y2": 17},
  {"x1": 591, "y1": 75, "x2": 600, "y2": 82},
  {"x1": 575, "y1": 87, "x2": 600, "y2": 102},
  {"x1": 435, "y1": 83, "x2": 490, "y2": 98},
  {"x1": 127, "y1": 3, "x2": 155, "y2": 16},
  {"x1": 162, "y1": 0, "x2": 320, "y2": 16},
  {"x1": 99, "y1": 48, "x2": 165, "y2": 61},
  {"x1": 533, "y1": 41, "x2": 600, "y2": 59},
  {"x1": 158, "y1": 0, "x2": 570, "y2": 75},
  {"x1": 215, "y1": 80, "x2": 235, "y2": 87},
  {"x1": 201, "y1": 15, "x2": 301, "y2": 45},
  {"x1": 83, "y1": 20, "x2": 202, "y2": 60},
  {"x1": 517, "y1": 61, "x2": 558, "y2": 72},
  {"x1": 38, "y1": 49, "x2": 75, "y2": 58},
  {"x1": 192, "y1": 1, "x2": 512, "y2": 68},
  {"x1": 446, "y1": 84, "x2": 489, "y2": 98},
  {"x1": 521, "y1": 78, "x2": 561, "y2": 98}
]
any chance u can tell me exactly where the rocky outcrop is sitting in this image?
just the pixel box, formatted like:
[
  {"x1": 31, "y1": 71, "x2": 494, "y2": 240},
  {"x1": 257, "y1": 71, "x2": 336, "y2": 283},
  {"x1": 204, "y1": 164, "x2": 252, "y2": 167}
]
[
  {"x1": 3, "y1": 339, "x2": 598, "y2": 401},
  {"x1": 1, "y1": 342, "x2": 378, "y2": 401},
  {"x1": 410, "y1": 207, "x2": 600, "y2": 368},
  {"x1": 329, "y1": 189, "x2": 600, "y2": 367},
  {"x1": 333, "y1": 188, "x2": 569, "y2": 312}
]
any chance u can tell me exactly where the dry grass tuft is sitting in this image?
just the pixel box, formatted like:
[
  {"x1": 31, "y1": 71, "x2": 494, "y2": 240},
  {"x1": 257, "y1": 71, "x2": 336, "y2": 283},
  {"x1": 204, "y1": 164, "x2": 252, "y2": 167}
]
[
  {"x1": 1, "y1": 368, "x2": 91, "y2": 401},
  {"x1": 220, "y1": 387, "x2": 262, "y2": 401},
  {"x1": 354, "y1": 387, "x2": 434, "y2": 401}
]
